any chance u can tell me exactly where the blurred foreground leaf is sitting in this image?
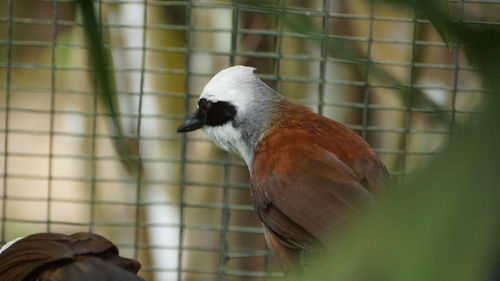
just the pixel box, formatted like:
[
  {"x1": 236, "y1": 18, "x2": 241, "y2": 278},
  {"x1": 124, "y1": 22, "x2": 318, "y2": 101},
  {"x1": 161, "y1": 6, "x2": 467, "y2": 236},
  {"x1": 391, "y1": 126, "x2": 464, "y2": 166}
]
[
  {"x1": 301, "y1": 104, "x2": 500, "y2": 281},
  {"x1": 78, "y1": 0, "x2": 142, "y2": 175},
  {"x1": 296, "y1": 2, "x2": 500, "y2": 281}
]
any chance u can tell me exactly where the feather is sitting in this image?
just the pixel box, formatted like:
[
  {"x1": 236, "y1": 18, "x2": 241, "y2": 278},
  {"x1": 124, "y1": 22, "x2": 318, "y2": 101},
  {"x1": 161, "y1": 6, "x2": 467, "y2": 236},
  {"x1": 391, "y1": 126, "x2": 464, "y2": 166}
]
[
  {"x1": 0, "y1": 232, "x2": 143, "y2": 281},
  {"x1": 251, "y1": 101, "x2": 389, "y2": 272}
]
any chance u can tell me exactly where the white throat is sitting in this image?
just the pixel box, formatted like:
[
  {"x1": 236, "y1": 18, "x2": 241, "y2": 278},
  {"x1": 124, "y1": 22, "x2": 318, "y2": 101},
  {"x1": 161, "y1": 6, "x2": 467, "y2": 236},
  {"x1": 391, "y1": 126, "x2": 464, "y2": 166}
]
[{"x1": 204, "y1": 123, "x2": 254, "y2": 168}]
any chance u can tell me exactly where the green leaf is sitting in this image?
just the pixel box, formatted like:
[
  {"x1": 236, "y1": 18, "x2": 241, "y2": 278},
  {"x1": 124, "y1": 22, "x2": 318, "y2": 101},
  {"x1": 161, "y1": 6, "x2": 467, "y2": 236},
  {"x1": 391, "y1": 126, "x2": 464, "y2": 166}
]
[
  {"x1": 78, "y1": 0, "x2": 142, "y2": 175},
  {"x1": 300, "y1": 113, "x2": 500, "y2": 281},
  {"x1": 297, "y1": 1, "x2": 500, "y2": 281}
]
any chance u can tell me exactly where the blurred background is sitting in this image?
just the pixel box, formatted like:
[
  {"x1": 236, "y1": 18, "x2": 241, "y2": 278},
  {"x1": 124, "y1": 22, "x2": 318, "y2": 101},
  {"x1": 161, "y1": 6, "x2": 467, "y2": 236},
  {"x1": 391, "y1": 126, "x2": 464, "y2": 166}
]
[{"x1": 0, "y1": 0, "x2": 496, "y2": 280}]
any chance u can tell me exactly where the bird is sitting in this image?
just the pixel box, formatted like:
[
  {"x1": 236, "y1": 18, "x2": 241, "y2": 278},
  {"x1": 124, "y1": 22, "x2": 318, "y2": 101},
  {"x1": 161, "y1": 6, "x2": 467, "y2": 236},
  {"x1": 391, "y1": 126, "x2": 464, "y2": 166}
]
[
  {"x1": 0, "y1": 232, "x2": 144, "y2": 281},
  {"x1": 177, "y1": 65, "x2": 389, "y2": 275}
]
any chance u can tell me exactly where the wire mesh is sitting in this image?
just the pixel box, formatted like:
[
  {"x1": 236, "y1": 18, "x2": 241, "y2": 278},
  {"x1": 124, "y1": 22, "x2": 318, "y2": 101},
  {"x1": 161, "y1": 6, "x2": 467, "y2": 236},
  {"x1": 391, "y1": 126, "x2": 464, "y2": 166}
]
[{"x1": 0, "y1": 0, "x2": 495, "y2": 280}]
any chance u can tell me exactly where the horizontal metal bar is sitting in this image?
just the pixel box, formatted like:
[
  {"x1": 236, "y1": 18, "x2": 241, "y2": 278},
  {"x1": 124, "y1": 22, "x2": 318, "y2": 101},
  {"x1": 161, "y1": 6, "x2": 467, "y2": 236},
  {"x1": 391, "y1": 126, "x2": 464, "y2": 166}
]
[
  {"x1": 0, "y1": 64, "x2": 484, "y2": 91},
  {"x1": 0, "y1": 57, "x2": 482, "y2": 76},
  {"x1": 0, "y1": 33, "x2": 468, "y2": 50},
  {"x1": 299, "y1": 100, "x2": 485, "y2": 114},
  {"x1": 0, "y1": 172, "x2": 252, "y2": 189},
  {"x1": 0, "y1": 66, "x2": 488, "y2": 94},
  {"x1": 138, "y1": 266, "x2": 283, "y2": 277},
  {"x1": 1, "y1": 151, "x2": 247, "y2": 167},
  {"x1": 114, "y1": 243, "x2": 272, "y2": 259},
  {"x1": 0, "y1": 170, "x2": 422, "y2": 189},
  {"x1": 0, "y1": 128, "x2": 185, "y2": 141},
  {"x1": 0, "y1": 37, "x2": 450, "y2": 56},
  {"x1": 0, "y1": 62, "x2": 188, "y2": 75},
  {"x1": 3, "y1": 195, "x2": 255, "y2": 211},
  {"x1": 0, "y1": 148, "x2": 441, "y2": 167},
  {"x1": 120, "y1": 244, "x2": 270, "y2": 259},
  {"x1": 4, "y1": 84, "x2": 189, "y2": 98},
  {"x1": 45, "y1": 0, "x2": 500, "y2": 7},
  {"x1": 1, "y1": 15, "x2": 498, "y2": 42},
  {"x1": 0, "y1": 106, "x2": 185, "y2": 120},
  {"x1": 2, "y1": 81, "x2": 489, "y2": 105},
  {"x1": 0, "y1": 122, "x2": 465, "y2": 145},
  {"x1": 2, "y1": 217, "x2": 264, "y2": 233}
]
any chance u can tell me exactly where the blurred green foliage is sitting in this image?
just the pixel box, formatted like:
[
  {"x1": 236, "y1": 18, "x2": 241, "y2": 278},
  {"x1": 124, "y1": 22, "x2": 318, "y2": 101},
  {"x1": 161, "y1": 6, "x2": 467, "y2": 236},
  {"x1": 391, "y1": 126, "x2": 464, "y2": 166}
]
[
  {"x1": 290, "y1": 0, "x2": 500, "y2": 280},
  {"x1": 78, "y1": 0, "x2": 142, "y2": 175}
]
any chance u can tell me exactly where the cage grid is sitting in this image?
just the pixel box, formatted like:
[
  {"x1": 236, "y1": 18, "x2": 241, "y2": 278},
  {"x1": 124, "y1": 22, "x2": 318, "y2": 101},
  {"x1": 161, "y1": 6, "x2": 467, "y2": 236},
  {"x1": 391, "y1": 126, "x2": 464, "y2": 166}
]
[{"x1": 0, "y1": 0, "x2": 495, "y2": 280}]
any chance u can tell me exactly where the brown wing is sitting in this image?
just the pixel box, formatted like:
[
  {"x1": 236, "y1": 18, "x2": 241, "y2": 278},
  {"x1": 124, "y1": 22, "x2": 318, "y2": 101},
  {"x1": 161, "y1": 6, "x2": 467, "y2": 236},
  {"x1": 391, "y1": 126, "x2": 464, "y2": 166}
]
[
  {"x1": 352, "y1": 156, "x2": 390, "y2": 193},
  {"x1": 251, "y1": 144, "x2": 377, "y2": 251},
  {"x1": 0, "y1": 232, "x2": 142, "y2": 281},
  {"x1": 251, "y1": 102, "x2": 389, "y2": 273}
]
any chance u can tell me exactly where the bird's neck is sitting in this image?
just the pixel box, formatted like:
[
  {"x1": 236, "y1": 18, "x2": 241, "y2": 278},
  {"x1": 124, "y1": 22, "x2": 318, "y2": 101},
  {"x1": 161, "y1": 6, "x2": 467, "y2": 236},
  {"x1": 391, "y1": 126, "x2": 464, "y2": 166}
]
[{"x1": 237, "y1": 98, "x2": 287, "y2": 169}]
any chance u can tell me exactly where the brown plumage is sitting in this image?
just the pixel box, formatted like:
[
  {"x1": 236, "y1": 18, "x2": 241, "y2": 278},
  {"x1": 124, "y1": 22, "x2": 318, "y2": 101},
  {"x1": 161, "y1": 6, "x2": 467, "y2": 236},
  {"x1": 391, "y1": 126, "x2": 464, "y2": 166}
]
[
  {"x1": 251, "y1": 101, "x2": 389, "y2": 272},
  {"x1": 177, "y1": 65, "x2": 389, "y2": 275},
  {"x1": 0, "y1": 232, "x2": 144, "y2": 281}
]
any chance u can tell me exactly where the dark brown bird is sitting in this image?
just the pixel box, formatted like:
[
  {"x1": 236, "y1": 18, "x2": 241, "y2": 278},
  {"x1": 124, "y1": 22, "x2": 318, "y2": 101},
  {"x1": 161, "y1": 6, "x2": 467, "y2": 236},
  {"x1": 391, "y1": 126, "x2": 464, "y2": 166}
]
[
  {"x1": 0, "y1": 232, "x2": 144, "y2": 281},
  {"x1": 177, "y1": 66, "x2": 389, "y2": 275}
]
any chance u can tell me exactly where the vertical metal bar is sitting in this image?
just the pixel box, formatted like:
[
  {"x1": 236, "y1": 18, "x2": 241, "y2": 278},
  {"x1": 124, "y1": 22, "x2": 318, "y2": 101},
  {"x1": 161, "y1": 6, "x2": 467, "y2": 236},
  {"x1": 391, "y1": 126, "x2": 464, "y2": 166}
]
[
  {"x1": 400, "y1": 5, "x2": 419, "y2": 183},
  {"x1": 229, "y1": 0, "x2": 239, "y2": 66},
  {"x1": 450, "y1": 0, "x2": 465, "y2": 145},
  {"x1": 46, "y1": 0, "x2": 59, "y2": 233},
  {"x1": 266, "y1": 2, "x2": 286, "y2": 276},
  {"x1": 178, "y1": 1, "x2": 193, "y2": 280},
  {"x1": 1, "y1": 0, "x2": 14, "y2": 244},
  {"x1": 274, "y1": 0, "x2": 285, "y2": 93},
  {"x1": 217, "y1": 156, "x2": 231, "y2": 281},
  {"x1": 361, "y1": 0, "x2": 375, "y2": 140},
  {"x1": 217, "y1": 2, "x2": 239, "y2": 279},
  {"x1": 318, "y1": 0, "x2": 330, "y2": 115},
  {"x1": 88, "y1": 0, "x2": 102, "y2": 233},
  {"x1": 134, "y1": 0, "x2": 148, "y2": 262}
]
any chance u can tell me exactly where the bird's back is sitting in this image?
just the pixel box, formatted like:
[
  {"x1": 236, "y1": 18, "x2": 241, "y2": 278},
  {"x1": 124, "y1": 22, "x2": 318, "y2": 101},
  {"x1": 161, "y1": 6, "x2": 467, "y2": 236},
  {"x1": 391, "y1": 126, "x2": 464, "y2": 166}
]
[
  {"x1": 253, "y1": 100, "x2": 388, "y2": 189},
  {"x1": 250, "y1": 101, "x2": 389, "y2": 271}
]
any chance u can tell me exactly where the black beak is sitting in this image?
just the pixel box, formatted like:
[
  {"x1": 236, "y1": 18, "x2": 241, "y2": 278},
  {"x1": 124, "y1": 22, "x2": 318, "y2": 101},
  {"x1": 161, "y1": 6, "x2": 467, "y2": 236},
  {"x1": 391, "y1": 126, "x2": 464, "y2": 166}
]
[{"x1": 177, "y1": 108, "x2": 206, "y2": 133}]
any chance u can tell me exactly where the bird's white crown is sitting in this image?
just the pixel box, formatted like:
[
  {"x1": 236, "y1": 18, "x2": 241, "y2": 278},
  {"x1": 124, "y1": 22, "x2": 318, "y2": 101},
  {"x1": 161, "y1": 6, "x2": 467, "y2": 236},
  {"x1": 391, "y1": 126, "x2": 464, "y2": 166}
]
[{"x1": 200, "y1": 65, "x2": 259, "y2": 114}]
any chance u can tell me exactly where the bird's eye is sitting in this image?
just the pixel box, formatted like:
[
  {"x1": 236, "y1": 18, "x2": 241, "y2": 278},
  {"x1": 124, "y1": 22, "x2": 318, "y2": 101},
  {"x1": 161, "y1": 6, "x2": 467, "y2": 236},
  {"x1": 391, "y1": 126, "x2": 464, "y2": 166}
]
[{"x1": 198, "y1": 99, "x2": 210, "y2": 113}]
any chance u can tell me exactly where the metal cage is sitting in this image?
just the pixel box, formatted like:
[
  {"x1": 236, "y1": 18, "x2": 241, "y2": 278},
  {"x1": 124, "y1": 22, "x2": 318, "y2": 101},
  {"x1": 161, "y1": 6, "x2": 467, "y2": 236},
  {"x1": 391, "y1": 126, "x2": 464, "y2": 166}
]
[{"x1": 0, "y1": 0, "x2": 495, "y2": 280}]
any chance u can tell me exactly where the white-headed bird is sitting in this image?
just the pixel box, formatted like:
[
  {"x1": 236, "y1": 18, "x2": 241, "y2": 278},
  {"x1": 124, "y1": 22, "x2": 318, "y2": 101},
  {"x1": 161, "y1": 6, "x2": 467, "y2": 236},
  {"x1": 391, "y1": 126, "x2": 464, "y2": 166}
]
[{"x1": 178, "y1": 66, "x2": 389, "y2": 274}]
